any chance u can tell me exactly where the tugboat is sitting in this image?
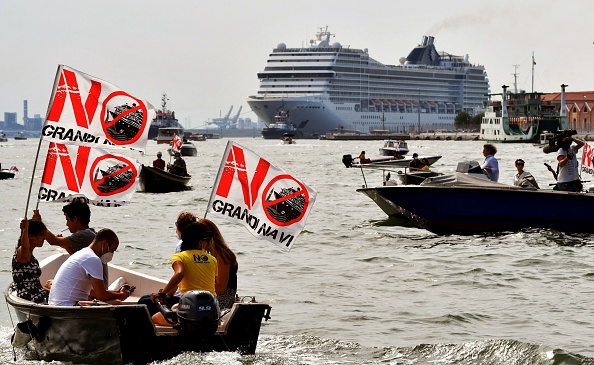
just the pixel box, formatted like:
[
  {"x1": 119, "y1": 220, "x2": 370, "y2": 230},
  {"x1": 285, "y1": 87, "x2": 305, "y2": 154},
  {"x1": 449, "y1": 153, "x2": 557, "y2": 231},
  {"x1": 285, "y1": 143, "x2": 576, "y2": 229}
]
[
  {"x1": 149, "y1": 93, "x2": 183, "y2": 140},
  {"x1": 261, "y1": 109, "x2": 304, "y2": 139}
]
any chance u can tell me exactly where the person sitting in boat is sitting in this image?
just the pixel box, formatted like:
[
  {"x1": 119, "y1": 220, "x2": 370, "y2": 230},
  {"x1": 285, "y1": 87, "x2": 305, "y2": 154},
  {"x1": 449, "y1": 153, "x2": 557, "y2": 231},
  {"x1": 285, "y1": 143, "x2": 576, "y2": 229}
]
[
  {"x1": 556, "y1": 135, "x2": 584, "y2": 192},
  {"x1": 393, "y1": 151, "x2": 404, "y2": 160},
  {"x1": 48, "y1": 229, "x2": 132, "y2": 306},
  {"x1": 199, "y1": 218, "x2": 238, "y2": 310},
  {"x1": 33, "y1": 199, "x2": 108, "y2": 289},
  {"x1": 153, "y1": 151, "x2": 165, "y2": 170},
  {"x1": 419, "y1": 158, "x2": 431, "y2": 171},
  {"x1": 513, "y1": 159, "x2": 539, "y2": 189},
  {"x1": 409, "y1": 153, "x2": 421, "y2": 170},
  {"x1": 10, "y1": 218, "x2": 49, "y2": 304},
  {"x1": 150, "y1": 222, "x2": 218, "y2": 326},
  {"x1": 168, "y1": 152, "x2": 188, "y2": 176},
  {"x1": 481, "y1": 143, "x2": 499, "y2": 182},
  {"x1": 137, "y1": 211, "x2": 197, "y2": 316},
  {"x1": 358, "y1": 151, "x2": 371, "y2": 164}
]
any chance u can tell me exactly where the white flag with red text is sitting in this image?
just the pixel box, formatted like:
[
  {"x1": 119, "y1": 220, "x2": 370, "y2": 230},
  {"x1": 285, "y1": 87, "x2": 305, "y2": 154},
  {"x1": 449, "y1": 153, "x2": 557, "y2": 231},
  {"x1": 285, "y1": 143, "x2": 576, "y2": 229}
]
[
  {"x1": 206, "y1": 141, "x2": 317, "y2": 251},
  {"x1": 172, "y1": 133, "x2": 183, "y2": 153},
  {"x1": 43, "y1": 65, "x2": 155, "y2": 152},
  {"x1": 39, "y1": 142, "x2": 141, "y2": 206},
  {"x1": 582, "y1": 142, "x2": 594, "y2": 175}
]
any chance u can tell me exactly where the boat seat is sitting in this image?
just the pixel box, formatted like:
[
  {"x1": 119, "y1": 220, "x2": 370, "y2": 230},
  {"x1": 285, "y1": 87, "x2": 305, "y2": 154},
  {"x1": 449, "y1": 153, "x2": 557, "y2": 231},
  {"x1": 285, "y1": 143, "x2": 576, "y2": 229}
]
[{"x1": 154, "y1": 325, "x2": 178, "y2": 334}]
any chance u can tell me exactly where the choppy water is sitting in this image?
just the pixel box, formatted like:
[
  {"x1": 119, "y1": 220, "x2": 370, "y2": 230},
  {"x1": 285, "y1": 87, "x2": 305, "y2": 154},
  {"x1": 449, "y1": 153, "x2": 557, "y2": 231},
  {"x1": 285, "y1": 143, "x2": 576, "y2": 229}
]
[{"x1": 1, "y1": 137, "x2": 594, "y2": 365}]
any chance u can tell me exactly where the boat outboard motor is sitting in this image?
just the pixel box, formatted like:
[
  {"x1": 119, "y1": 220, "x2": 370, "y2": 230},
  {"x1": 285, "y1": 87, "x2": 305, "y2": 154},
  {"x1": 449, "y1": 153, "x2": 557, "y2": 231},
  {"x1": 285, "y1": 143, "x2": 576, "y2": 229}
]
[
  {"x1": 342, "y1": 154, "x2": 353, "y2": 168},
  {"x1": 176, "y1": 290, "x2": 221, "y2": 337}
]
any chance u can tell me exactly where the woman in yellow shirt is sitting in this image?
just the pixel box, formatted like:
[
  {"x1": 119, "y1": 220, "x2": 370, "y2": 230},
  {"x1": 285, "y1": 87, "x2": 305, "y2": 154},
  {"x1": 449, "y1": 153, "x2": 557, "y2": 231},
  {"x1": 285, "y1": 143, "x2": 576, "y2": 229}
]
[{"x1": 151, "y1": 222, "x2": 218, "y2": 326}]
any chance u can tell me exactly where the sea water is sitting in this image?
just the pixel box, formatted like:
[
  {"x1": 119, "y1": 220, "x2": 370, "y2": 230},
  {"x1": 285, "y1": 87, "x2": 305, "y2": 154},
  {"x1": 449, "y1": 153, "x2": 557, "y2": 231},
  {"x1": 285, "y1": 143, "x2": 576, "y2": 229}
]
[{"x1": 1, "y1": 137, "x2": 594, "y2": 365}]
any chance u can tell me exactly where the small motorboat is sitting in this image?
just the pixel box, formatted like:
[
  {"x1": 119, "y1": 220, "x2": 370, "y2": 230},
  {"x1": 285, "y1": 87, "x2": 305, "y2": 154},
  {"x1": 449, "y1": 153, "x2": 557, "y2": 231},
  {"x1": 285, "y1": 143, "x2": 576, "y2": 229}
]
[
  {"x1": 168, "y1": 141, "x2": 197, "y2": 157},
  {"x1": 6, "y1": 253, "x2": 271, "y2": 365},
  {"x1": 138, "y1": 165, "x2": 191, "y2": 193},
  {"x1": 343, "y1": 154, "x2": 442, "y2": 169},
  {"x1": 282, "y1": 132, "x2": 296, "y2": 144},
  {"x1": 14, "y1": 131, "x2": 27, "y2": 140},
  {"x1": 0, "y1": 165, "x2": 18, "y2": 180},
  {"x1": 379, "y1": 139, "x2": 409, "y2": 156}
]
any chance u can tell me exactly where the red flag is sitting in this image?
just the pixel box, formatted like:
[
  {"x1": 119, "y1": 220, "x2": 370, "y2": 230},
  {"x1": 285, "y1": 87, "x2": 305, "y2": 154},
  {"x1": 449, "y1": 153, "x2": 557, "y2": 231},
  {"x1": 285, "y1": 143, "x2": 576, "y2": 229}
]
[
  {"x1": 171, "y1": 133, "x2": 183, "y2": 153},
  {"x1": 44, "y1": 65, "x2": 155, "y2": 152},
  {"x1": 207, "y1": 141, "x2": 317, "y2": 251},
  {"x1": 582, "y1": 142, "x2": 594, "y2": 175},
  {"x1": 39, "y1": 143, "x2": 141, "y2": 206}
]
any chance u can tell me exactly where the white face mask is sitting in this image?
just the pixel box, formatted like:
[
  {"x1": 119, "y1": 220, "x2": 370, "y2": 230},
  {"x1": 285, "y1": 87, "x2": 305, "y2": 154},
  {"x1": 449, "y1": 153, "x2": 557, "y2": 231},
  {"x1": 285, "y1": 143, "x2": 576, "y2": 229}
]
[{"x1": 101, "y1": 251, "x2": 114, "y2": 264}]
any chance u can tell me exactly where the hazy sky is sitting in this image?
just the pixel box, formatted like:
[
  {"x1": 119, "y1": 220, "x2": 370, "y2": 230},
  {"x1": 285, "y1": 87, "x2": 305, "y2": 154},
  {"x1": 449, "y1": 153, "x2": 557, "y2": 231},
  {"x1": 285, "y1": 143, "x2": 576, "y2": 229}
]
[{"x1": 1, "y1": 0, "x2": 592, "y2": 129}]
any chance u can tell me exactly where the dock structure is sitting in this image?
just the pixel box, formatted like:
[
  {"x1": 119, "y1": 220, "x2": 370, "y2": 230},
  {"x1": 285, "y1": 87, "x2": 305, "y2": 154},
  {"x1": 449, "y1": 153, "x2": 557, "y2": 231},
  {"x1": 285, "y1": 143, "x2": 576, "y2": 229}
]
[{"x1": 324, "y1": 132, "x2": 479, "y2": 141}]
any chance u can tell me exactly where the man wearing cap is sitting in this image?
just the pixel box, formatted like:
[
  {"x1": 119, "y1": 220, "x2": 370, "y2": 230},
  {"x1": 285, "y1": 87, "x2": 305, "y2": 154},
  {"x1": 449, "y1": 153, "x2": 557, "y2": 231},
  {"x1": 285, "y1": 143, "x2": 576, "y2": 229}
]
[
  {"x1": 153, "y1": 152, "x2": 165, "y2": 170},
  {"x1": 409, "y1": 153, "x2": 421, "y2": 170},
  {"x1": 168, "y1": 151, "x2": 188, "y2": 176}
]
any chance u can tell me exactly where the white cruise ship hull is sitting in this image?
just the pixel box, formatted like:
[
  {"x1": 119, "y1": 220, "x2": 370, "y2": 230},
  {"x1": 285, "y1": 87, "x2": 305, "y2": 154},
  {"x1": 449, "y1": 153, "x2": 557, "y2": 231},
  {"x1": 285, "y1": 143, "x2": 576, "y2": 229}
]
[
  {"x1": 248, "y1": 28, "x2": 489, "y2": 135},
  {"x1": 247, "y1": 95, "x2": 455, "y2": 135}
]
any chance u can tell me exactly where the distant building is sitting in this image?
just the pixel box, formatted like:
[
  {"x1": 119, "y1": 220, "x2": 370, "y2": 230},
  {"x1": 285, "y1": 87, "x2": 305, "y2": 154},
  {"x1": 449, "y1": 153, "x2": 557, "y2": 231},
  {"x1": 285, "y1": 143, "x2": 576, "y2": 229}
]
[
  {"x1": 26, "y1": 114, "x2": 44, "y2": 130},
  {"x1": 4, "y1": 112, "x2": 17, "y2": 129},
  {"x1": 543, "y1": 91, "x2": 594, "y2": 133}
]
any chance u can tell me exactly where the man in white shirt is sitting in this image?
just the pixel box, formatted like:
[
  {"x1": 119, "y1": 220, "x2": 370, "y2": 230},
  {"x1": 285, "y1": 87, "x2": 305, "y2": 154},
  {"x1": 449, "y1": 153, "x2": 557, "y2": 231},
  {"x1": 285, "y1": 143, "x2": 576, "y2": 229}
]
[{"x1": 48, "y1": 228, "x2": 131, "y2": 306}]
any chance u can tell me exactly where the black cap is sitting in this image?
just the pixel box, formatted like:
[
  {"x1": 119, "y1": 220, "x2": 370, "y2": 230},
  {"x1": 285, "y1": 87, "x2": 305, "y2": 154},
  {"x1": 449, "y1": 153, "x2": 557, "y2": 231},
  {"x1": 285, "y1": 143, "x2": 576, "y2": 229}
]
[{"x1": 413, "y1": 153, "x2": 418, "y2": 157}]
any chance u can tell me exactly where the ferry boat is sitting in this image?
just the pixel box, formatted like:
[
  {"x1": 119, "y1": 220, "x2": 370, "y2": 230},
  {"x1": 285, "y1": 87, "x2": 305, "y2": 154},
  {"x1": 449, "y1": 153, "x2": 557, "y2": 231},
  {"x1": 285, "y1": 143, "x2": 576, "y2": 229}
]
[
  {"x1": 149, "y1": 93, "x2": 183, "y2": 140},
  {"x1": 247, "y1": 27, "x2": 489, "y2": 135},
  {"x1": 479, "y1": 84, "x2": 569, "y2": 143}
]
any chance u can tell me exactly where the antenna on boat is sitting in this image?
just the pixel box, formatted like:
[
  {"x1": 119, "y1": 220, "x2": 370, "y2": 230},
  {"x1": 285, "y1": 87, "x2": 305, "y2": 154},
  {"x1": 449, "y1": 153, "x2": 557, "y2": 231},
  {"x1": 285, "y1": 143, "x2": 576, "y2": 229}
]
[
  {"x1": 512, "y1": 65, "x2": 520, "y2": 93},
  {"x1": 531, "y1": 52, "x2": 535, "y2": 93}
]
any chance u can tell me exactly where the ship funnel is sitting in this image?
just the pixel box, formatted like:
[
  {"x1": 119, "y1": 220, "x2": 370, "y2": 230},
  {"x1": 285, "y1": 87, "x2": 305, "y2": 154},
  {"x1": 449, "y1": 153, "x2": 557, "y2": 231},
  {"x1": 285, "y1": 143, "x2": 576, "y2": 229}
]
[
  {"x1": 560, "y1": 84, "x2": 567, "y2": 118},
  {"x1": 560, "y1": 84, "x2": 568, "y2": 129},
  {"x1": 501, "y1": 85, "x2": 509, "y2": 118}
]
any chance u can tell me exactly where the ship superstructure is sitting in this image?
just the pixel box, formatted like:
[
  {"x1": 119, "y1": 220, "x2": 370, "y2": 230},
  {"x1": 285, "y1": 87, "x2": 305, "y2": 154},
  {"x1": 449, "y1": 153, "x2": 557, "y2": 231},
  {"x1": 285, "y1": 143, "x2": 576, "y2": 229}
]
[
  {"x1": 247, "y1": 27, "x2": 490, "y2": 135},
  {"x1": 148, "y1": 92, "x2": 183, "y2": 140}
]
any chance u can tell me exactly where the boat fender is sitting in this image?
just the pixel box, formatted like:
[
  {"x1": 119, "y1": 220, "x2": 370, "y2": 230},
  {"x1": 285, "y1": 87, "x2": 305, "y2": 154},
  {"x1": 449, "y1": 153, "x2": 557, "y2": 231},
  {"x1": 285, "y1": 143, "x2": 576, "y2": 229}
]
[{"x1": 11, "y1": 319, "x2": 37, "y2": 348}]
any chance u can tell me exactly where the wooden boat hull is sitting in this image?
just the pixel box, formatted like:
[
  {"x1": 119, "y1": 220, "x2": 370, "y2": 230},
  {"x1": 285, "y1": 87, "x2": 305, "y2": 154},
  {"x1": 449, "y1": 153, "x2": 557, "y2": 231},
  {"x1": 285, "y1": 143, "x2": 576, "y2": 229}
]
[
  {"x1": 139, "y1": 165, "x2": 191, "y2": 193},
  {"x1": 6, "y1": 253, "x2": 272, "y2": 365}
]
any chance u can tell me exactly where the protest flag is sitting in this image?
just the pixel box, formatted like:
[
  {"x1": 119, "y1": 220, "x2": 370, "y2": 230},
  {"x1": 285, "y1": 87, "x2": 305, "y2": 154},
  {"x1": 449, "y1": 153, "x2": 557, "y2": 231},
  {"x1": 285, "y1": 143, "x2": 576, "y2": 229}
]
[{"x1": 206, "y1": 141, "x2": 317, "y2": 251}]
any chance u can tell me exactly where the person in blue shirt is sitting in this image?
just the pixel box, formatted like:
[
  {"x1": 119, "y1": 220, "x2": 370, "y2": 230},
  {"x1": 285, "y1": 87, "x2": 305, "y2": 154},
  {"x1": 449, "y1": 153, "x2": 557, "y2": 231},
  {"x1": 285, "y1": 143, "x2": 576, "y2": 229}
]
[{"x1": 481, "y1": 143, "x2": 499, "y2": 182}]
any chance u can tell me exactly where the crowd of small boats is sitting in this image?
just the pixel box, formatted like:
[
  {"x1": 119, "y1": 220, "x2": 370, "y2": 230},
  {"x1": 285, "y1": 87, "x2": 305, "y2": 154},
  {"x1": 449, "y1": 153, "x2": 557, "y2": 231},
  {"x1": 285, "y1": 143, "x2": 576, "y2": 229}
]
[{"x1": 345, "y1": 139, "x2": 594, "y2": 235}]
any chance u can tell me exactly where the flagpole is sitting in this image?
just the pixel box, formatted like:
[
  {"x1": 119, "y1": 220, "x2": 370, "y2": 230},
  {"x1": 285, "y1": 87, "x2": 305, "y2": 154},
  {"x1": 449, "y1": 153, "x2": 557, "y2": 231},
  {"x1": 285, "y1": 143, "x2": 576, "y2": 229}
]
[
  {"x1": 25, "y1": 65, "x2": 63, "y2": 218},
  {"x1": 204, "y1": 140, "x2": 233, "y2": 219}
]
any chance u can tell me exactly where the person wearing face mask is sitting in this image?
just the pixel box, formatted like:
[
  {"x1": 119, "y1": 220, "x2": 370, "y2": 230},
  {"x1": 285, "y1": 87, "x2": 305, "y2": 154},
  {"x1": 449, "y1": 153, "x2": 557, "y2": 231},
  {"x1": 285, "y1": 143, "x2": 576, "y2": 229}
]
[
  {"x1": 33, "y1": 199, "x2": 109, "y2": 288},
  {"x1": 48, "y1": 229, "x2": 131, "y2": 306}
]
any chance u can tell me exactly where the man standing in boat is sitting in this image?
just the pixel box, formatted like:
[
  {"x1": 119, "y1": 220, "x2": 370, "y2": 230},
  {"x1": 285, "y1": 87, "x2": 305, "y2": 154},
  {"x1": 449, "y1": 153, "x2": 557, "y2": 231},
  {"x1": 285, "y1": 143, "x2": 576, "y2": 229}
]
[{"x1": 557, "y1": 135, "x2": 584, "y2": 192}]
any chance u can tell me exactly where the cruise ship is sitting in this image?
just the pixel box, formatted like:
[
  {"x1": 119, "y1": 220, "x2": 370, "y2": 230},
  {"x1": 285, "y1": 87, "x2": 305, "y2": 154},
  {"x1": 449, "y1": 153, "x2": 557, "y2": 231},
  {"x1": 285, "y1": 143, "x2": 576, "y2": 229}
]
[{"x1": 247, "y1": 27, "x2": 490, "y2": 135}]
